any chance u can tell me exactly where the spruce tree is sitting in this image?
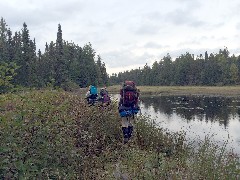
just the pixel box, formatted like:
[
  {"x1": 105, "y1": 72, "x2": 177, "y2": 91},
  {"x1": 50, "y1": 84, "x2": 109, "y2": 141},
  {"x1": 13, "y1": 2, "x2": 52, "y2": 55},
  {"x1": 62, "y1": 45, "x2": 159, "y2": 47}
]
[
  {"x1": 0, "y1": 17, "x2": 8, "y2": 63},
  {"x1": 96, "y1": 55, "x2": 104, "y2": 85},
  {"x1": 16, "y1": 22, "x2": 37, "y2": 87},
  {"x1": 7, "y1": 29, "x2": 14, "y2": 62},
  {"x1": 54, "y1": 24, "x2": 68, "y2": 87}
]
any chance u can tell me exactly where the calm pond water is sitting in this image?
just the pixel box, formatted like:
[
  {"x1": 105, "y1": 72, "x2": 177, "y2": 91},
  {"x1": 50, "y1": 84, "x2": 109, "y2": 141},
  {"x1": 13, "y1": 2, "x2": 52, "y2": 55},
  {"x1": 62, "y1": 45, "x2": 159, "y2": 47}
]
[{"x1": 113, "y1": 94, "x2": 240, "y2": 154}]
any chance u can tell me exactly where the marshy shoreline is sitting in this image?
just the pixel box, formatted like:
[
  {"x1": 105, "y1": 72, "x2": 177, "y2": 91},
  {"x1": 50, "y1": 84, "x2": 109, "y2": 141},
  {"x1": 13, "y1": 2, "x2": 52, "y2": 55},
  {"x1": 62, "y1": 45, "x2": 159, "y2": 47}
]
[
  {"x1": 107, "y1": 85, "x2": 240, "y2": 97},
  {"x1": 1, "y1": 89, "x2": 239, "y2": 179}
]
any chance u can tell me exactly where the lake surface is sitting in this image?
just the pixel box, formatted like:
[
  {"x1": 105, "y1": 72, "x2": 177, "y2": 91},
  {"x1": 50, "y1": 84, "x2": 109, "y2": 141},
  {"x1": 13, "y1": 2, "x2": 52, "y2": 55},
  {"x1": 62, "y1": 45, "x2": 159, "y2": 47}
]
[{"x1": 113, "y1": 94, "x2": 240, "y2": 154}]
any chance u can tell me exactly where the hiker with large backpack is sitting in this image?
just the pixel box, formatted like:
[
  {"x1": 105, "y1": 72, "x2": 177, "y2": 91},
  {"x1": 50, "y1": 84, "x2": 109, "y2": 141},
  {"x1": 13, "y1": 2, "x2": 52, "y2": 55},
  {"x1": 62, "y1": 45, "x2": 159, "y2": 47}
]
[
  {"x1": 86, "y1": 85, "x2": 98, "y2": 105},
  {"x1": 99, "y1": 87, "x2": 111, "y2": 106},
  {"x1": 118, "y1": 80, "x2": 140, "y2": 144}
]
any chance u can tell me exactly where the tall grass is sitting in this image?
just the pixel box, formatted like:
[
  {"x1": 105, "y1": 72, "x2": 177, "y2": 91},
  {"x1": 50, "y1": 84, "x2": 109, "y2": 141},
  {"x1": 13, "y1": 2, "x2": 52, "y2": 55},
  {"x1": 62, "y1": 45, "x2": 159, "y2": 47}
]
[
  {"x1": 0, "y1": 90, "x2": 239, "y2": 179},
  {"x1": 107, "y1": 85, "x2": 240, "y2": 97}
]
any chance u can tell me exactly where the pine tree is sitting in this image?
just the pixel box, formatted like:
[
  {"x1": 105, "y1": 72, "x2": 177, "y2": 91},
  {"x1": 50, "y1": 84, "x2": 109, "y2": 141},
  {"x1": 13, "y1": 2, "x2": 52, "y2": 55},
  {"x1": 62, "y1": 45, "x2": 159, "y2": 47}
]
[
  {"x1": 101, "y1": 62, "x2": 109, "y2": 86},
  {"x1": 80, "y1": 43, "x2": 98, "y2": 86},
  {"x1": 16, "y1": 22, "x2": 37, "y2": 87},
  {"x1": 54, "y1": 24, "x2": 68, "y2": 87},
  {"x1": 7, "y1": 29, "x2": 14, "y2": 62},
  {"x1": 12, "y1": 32, "x2": 22, "y2": 64},
  {"x1": 96, "y1": 55, "x2": 109, "y2": 86},
  {"x1": 0, "y1": 17, "x2": 8, "y2": 63}
]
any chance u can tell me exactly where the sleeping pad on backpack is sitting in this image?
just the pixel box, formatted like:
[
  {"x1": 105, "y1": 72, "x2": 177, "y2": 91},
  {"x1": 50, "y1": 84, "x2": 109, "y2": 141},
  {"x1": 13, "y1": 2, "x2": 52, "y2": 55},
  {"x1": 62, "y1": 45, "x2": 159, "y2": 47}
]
[{"x1": 118, "y1": 106, "x2": 140, "y2": 117}]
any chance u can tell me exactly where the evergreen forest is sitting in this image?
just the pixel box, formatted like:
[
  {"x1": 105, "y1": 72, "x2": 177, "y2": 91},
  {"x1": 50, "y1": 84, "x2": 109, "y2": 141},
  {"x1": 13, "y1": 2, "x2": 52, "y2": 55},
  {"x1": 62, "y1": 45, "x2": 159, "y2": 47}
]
[
  {"x1": 1, "y1": 17, "x2": 240, "y2": 93},
  {"x1": 110, "y1": 50, "x2": 240, "y2": 86},
  {"x1": 0, "y1": 18, "x2": 108, "y2": 93}
]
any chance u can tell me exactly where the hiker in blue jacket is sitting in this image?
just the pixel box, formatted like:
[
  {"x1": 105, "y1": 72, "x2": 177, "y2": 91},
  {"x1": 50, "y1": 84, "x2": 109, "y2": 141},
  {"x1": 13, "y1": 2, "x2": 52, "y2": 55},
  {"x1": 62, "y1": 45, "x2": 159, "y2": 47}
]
[{"x1": 86, "y1": 85, "x2": 98, "y2": 105}]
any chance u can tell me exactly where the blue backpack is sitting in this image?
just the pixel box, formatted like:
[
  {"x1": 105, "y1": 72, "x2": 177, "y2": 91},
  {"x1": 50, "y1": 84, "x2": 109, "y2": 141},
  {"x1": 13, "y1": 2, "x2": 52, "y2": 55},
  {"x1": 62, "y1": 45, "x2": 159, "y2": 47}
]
[{"x1": 90, "y1": 86, "x2": 98, "y2": 95}]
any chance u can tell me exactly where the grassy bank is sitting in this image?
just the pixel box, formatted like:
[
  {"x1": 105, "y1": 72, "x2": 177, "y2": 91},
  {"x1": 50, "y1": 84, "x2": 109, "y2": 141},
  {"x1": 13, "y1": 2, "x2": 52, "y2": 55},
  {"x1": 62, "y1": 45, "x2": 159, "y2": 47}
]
[
  {"x1": 107, "y1": 85, "x2": 240, "y2": 97},
  {"x1": 0, "y1": 90, "x2": 239, "y2": 179}
]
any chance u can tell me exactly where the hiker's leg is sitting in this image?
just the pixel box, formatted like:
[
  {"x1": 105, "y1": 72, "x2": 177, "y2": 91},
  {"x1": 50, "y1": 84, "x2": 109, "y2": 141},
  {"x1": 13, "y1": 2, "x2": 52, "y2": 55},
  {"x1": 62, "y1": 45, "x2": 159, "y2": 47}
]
[
  {"x1": 121, "y1": 117, "x2": 130, "y2": 143},
  {"x1": 128, "y1": 116, "x2": 134, "y2": 138}
]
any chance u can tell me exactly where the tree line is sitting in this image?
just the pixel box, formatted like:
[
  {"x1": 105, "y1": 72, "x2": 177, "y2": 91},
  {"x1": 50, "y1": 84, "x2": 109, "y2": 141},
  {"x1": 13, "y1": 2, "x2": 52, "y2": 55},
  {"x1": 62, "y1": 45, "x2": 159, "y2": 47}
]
[
  {"x1": 0, "y1": 17, "x2": 108, "y2": 93},
  {"x1": 109, "y1": 49, "x2": 240, "y2": 86},
  {"x1": 2, "y1": 17, "x2": 240, "y2": 93}
]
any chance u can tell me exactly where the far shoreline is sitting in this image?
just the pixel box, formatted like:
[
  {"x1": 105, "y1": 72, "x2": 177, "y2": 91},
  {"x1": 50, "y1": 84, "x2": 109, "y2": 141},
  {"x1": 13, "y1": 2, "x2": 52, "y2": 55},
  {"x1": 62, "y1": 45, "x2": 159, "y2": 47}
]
[{"x1": 106, "y1": 85, "x2": 240, "y2": 97}]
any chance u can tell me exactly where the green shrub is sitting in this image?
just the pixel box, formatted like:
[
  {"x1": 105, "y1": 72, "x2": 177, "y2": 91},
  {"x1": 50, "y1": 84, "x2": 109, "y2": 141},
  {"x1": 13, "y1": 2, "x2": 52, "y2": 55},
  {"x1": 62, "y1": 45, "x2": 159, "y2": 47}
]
[{"x1": 0, "y1": 90, "x2": 239, "y2": 179}]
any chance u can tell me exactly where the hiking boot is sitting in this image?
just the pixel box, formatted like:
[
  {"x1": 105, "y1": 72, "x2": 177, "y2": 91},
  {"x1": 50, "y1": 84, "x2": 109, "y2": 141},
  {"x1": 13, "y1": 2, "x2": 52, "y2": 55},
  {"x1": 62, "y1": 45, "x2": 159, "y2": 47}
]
[
  {"x1": 128, "y1": 126, "x2": 133, "y2": 138},
  {"x1": 122, "y1": 127, "x2": 129, "y2": 144},
  {"x1": 123, "y1": 137, "x2": 129, "y2": 144}
]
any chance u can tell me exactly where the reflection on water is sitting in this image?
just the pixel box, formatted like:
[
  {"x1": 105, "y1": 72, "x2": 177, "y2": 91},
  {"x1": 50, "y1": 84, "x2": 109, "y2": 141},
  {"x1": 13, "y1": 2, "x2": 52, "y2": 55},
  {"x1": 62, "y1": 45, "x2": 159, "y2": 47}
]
[
  {"x1": 139, "y1": 95, "x2": 240, "y2": 154},
  {"x1": 141, "y1": 96, "x2": 240, "y2": 128}
]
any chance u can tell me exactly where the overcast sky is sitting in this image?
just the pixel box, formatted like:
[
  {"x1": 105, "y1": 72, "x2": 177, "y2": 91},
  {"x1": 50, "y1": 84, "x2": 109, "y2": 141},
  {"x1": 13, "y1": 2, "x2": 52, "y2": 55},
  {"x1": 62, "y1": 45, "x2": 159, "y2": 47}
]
[{"x1": 1, "y1": 0, "x2": 240, "y2": 74}]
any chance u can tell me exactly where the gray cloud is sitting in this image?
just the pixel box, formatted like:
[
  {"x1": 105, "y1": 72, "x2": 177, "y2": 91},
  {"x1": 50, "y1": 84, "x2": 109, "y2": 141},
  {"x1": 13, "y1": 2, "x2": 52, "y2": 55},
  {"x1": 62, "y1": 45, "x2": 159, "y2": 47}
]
[
  {"x1": 103, "y1": 51, "x2": 136, "y2": 67},
  {"x1": 177, "y1": 39, "x2": 201, "y2": 47},
  {"x1": 135, "y1": 25, "x2": 161, "y2": 35},
  {"x1": 143, "y1": 42, "x2": 165, "y2": 49},
  {"x1": 102, "y1": 49, "x2": 153, "y2": 68},
  {"x1": 165, "y1": 10, "x2": 206, "y2": 27},
  {"x1": 133, "y1": 6, "x2": 207, "y2": 36},
  {"x1": 236, "y1": 23, "x2": 240, "y2": 30},
  {"x1": 132, "y1": 12, "x2": 166, "y2": 35},
  {"x1": 0, "y1": 0, "x2": 84, "y2": 27}
]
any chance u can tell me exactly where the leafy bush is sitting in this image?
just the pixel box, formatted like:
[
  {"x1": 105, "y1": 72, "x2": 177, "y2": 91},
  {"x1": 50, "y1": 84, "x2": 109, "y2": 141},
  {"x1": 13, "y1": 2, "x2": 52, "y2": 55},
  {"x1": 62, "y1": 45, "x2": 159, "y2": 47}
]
[
  {"x1": 0, "y1": 90, "x2": 239, "y2": 179},
  {"x1": 0, "y1": 62, "x2": 19, "y2": 94}
]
